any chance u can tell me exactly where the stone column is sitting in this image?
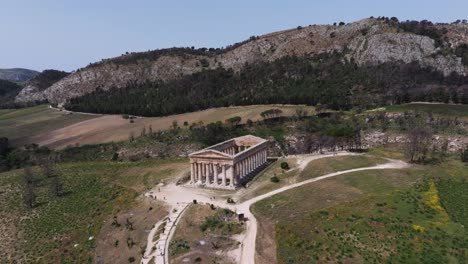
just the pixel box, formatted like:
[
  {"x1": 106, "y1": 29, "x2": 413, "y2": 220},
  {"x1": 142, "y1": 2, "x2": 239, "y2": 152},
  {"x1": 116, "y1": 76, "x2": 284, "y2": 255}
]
[
  {"x1": 229, "y1": 164, "x2": 235, "y2": 186},
  {"x1": 244, "y1": 158, "x2": 249, "y2": 176},
  {"x1": 199, "y1": 163, "x2": 202, "y2": 183},
  {"x1": 196, "y1": 163, "x2": 201, "y2": 183},
  {"x1": 252, "y1": 154, "x2": 255, "y2": 169},
  {"x1": 190, "y1": 162, "x2": 195, "y2": 183},
  {"x1": 214, "y1": 163, "x2": 219, "y2": 185},
  {"x1": 209, "y1": 163, "x2": 214, "y2": 185},
  {"x1": 205, "y1": 163, "x2": 209, "y2": 184},
  {"x1": 222, "y1": 164, "x2": 226, "y2": 186},
  {"x1": 244, "y1": 159, "x2": 247, "y2": 176},
  {"x1": 236, "y1": 160, "x2": 244, "y2": 178}
]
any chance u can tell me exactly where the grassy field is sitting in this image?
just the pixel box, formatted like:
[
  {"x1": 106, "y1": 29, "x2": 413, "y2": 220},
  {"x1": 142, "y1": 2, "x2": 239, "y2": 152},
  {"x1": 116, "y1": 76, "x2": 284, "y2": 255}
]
[
  {"x1": 385, "y1": 103, "x2": 468, "y2": 119},
  {"x1": 0, "y1": 105, "x2": 97, "y2": 146},
  {"x1": 239, "y1": 155, "x2": 386, "y2": 201},
  {"x1": 252, "y1": 155, "x2": 468, "y2": 263},
  {"x1": 0, "y1": 158, "x2": 186, "y2": 263},
  {"x1": 298, "y1": 155, "x2": 387, "y2": 181},
  {"x1": 1, "y1": 104, "x2": 314, "y2": 149},
  {"x1": 169, "y1": 204, "x2": 243, "y2": 264}
]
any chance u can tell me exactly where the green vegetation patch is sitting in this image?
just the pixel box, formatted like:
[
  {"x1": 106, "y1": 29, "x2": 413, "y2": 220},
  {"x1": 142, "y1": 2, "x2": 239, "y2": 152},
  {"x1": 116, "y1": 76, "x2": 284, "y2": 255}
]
[
  {"x1": 438, "y1": 179, "x2": 468, "y2": 227},
  {"x1": 170, "y1": 204, "x2": 243, "y2": 262},
  {"x1": 169, "y1": 239, "x2": 191, "y2": 256},
  {"x1": 385, "y1": 103, "x2": 468, "y2": 119},
  {"x1": 0, "y1": 159, "x2": 184, "y2": 263},
  {"x1": 298, "y1": 155, "x2": 386, "y2": 181},
  {"x1": 200, "y1": 208, "x2": 243, "y2": 235},
  {"x1": 253, "y1": 157, "x2": 468, "y2": 263}
]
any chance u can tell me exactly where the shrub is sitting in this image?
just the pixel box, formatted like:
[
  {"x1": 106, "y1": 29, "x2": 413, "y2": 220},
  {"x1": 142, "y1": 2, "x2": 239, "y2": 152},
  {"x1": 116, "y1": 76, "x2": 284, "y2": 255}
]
[
  {"x1": 280, "y1": 162, "x2": 290, "y2": 170},
  {"x1": 227, "y1": 198, "x2": 235, "y2": 204},
  {"x1": 270, "y1": 176, "x2": 280, "y2": 183},
  {"x1": 122, "y1": 114, "x2": 129, "y2": 119},
  {"x1": 200, "y1": 216, "x2": 223, "y2": 232},
  {"x1": 226, "y1": 116, "x2": 241, "y2": 126},
  {"x1": 169, "y1": 239, "x2": 190, "y2": 256},
  {"x1": 128, "y1": 256, "x2": 135, "y2": 263},
  {"x1": 200, "y1": 59, "x2": 209, "y2": 68},
  {"x1": 461, "y1": 148, "x2": 468, "y2": 162}
]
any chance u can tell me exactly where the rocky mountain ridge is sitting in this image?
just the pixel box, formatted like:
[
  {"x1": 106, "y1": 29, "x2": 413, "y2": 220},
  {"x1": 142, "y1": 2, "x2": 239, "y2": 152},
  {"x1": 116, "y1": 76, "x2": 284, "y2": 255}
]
[
  {"x1": 14, "y1": 18, "x2": 468, "y2": 105},
  {"x1": 0, "y1": 68, "x2": 39, "y2": 82},
  {"x1": 15, "y1": 70, "x2": 70, "y2": 104}
]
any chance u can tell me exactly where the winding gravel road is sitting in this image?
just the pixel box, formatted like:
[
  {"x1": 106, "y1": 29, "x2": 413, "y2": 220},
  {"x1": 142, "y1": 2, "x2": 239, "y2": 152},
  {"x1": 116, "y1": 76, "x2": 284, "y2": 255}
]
[{"x1": 144, "y1": 153, "x2": 409, "y2": 264}]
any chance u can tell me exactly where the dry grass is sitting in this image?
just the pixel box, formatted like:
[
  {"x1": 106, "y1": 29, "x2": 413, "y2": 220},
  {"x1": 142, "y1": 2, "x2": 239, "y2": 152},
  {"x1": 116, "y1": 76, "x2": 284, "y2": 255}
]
[
  {"x1": 170, "y1": 204, "x2": 242, "y2": 264},
  {"x1": 27, "y1": 104, "x2": 314, "y2": 149},
  {"x1": 238, "y1": 155, "x2": 385, "y2": 202},
  {"x1": 0, "y1": 105, "x2": 96, "y2": 146},
  {"x1": 117, "y1": 159, "x2": 189, "y2": 192},
  {"x1": 252, "y1": 168, "x2": 421, "y2": 264},
  {"x1": 94, "y1": 198, "x2": 168, "y2": 264}
]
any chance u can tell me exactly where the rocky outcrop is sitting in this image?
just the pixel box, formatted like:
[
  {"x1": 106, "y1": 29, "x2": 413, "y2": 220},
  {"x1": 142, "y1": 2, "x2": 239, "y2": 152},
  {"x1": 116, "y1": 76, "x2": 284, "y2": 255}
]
[
  {"x1": 348, "y1": 33, "x2": 464, "y2": 76},
  {"x1": 15, "y1": 70, "x2": 70, "y2": 103},
  {"x1": 15, "y1": 18, "x2": 468, "y2": 104},
  {"x1": 363, "y1": 131, "x2": 468, "y2": 153}
]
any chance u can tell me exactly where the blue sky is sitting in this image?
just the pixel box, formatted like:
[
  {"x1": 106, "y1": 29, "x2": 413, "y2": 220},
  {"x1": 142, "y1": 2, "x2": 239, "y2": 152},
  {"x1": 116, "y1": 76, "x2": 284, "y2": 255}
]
[{"x1": 1, "y1": 0, "x2": 467, "y2": 72}]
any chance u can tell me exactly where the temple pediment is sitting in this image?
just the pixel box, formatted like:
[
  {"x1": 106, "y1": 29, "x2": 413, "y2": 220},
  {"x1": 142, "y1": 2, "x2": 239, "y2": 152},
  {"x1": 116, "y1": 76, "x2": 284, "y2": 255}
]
[{"x1": 189, "y1": 149, "x2": 232, "y2": 159}]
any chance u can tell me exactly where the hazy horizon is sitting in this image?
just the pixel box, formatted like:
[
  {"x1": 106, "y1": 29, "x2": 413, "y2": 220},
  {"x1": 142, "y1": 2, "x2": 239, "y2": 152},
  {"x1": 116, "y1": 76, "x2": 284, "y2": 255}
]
[{"x1": 1, "y1": 0, "x2": 467, "y2": 72}]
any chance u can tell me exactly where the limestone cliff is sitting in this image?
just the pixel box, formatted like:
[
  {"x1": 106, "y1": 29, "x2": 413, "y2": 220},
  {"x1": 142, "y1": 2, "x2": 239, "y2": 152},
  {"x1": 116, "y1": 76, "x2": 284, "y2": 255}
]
[{"x1": 15, "y1": 18, "x2": 468, "y2": 104}]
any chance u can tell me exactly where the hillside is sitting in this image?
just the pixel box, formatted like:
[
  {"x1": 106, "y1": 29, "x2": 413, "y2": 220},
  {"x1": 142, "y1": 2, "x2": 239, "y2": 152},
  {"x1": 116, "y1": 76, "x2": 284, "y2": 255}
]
[
  {"x1": 15, "y1": 70, "x2": 70, "y2": 104},
  {"x1": 0, "y1": 68, "x2": 39, "y2": 82},
  {"x1": 14, "y1": 18, "x2": 468, "y2": 114},
  {"x1": 0, "y1": 80, "x2": 23, "y2": 108}
]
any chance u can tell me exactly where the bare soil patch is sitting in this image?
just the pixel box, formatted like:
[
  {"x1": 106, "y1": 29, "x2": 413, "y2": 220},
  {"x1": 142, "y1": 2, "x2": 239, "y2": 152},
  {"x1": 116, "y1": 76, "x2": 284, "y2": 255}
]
[
  {"x1": 94, "y1": 198, "x2": 169, "y2": 264},
  {"x1": 170, "y1": 204, "x2": 243, "y2": 264}
]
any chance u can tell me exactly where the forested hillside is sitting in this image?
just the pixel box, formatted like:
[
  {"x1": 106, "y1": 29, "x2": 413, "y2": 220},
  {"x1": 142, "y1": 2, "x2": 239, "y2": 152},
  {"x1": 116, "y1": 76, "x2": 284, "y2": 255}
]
[
  {"x1": 14, "y1": 18, "x2": 468, "y2": 107},
  {"x1": 0, "y1": 80, "x2": 23, "y2": 108},
  {"x1": 66, "y1": 53, "x2": 468, "y2": 116}
]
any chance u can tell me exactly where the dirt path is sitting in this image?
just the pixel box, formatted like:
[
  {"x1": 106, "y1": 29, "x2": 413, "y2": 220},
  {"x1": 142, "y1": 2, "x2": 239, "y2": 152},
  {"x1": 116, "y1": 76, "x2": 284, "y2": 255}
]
[
  {"x1": 143, "y1": 153, "x2": 409, "y2": 264},
  {"x1": 235, "y1": 157, "x2": 409, "y2": 264}
]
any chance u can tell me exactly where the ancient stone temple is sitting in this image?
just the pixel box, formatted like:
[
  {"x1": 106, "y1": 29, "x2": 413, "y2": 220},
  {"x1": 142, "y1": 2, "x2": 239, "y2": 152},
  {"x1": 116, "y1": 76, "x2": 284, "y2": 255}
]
[{"x1": 188, "y1": 135, "x2": 268, "y2": 189}]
